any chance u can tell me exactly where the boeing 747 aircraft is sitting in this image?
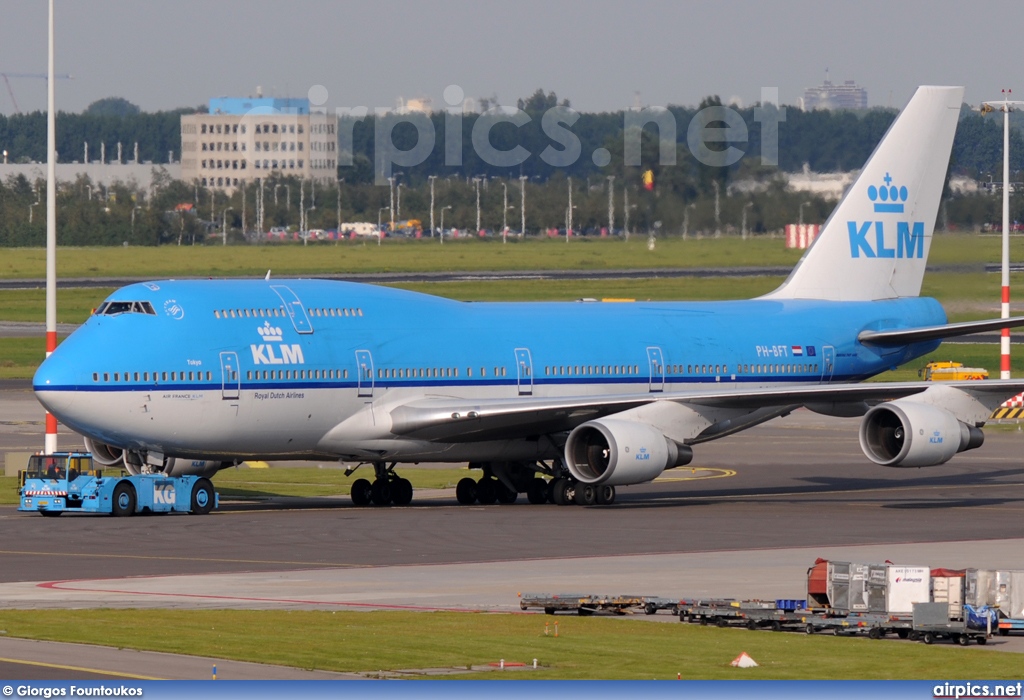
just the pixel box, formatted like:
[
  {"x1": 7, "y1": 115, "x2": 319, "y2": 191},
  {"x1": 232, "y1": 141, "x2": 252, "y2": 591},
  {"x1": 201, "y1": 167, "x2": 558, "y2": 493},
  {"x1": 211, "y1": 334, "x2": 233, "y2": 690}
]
[{"x1": 33, "y1": 86, "x2": 1024, "y2": 507}]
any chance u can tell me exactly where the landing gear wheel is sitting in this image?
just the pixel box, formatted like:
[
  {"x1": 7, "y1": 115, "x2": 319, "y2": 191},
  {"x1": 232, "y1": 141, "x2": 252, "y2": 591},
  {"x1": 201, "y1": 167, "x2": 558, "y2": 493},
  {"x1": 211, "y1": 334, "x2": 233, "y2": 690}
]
[
  {"x1": 190, "y1": 478, "x2": 215, "y2": 515},
  {"x1": 475, "y1": 478, "x2": 498, "y2": 505},
  {"x1": 370, "y1": 479, "x2": 392, "y2": 506},
  {"x1": 496, "y1": 481, "x2": 518, "y2": 504},
  {"x1": 595, "y1": 484, "x2": 616, "y2": 505},
  {"x1": 923, "y1": 632, "x2": 935, "y2": 645},
  {"x1": 455, "y1": 477, "x2": 477, "y2": 505},
  {"x1": 526, "y1": 478, "x2": 548, "y2": 504},
  {"x1": 391, "y1": 478, "x2": 413, "y2": 506},
  {"x1": 552, "y1": 479, "x2": 571, "y2": 505},
  {"x1": 111, "y1": 481, "x2": 136, "y2": 517},
  {"x1": 351, "y1": 478, "x2": 373, "y2": 506},
  {"x1": 574, "y1": 483, "x2": 597, "y2": 506}
]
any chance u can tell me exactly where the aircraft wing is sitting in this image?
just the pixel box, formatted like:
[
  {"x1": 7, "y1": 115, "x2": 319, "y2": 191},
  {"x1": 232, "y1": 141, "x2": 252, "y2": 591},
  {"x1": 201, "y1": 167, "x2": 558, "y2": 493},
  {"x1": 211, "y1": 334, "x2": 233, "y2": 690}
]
[
  {"x1": 386, "y1": 379, "x2": 1024, "y2": 443},
  {"x1": 858, "y1": 316, "x2": 1024, "y2": 345}
]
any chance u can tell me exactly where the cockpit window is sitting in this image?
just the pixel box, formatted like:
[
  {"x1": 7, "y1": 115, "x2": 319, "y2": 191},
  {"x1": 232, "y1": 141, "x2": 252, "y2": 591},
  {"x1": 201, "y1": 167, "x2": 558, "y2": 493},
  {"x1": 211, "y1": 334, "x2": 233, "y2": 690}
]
[{"x1": 95, "y1": 301, "x2": 157, "y2": 316}]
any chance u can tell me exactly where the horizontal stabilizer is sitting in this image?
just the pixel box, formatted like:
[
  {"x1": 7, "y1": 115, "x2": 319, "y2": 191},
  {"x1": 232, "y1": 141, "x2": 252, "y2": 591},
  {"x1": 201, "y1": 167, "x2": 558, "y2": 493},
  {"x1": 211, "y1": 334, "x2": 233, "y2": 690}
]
[{"x1": 858, "y1": 316, "x2": 1024, "y2": 346}]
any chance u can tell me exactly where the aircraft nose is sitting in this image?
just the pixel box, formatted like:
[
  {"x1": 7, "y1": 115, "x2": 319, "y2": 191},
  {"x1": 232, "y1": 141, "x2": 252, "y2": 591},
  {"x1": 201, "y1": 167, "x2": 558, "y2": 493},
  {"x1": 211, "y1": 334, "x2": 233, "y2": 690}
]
[{"x1": 33, "y1": 353, "x2": 77, "y2": 419}]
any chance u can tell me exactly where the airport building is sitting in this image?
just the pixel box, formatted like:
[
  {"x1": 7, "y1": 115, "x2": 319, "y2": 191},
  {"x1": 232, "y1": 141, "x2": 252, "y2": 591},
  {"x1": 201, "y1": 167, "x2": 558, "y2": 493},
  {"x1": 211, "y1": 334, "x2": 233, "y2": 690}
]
[
  {"x1": 802, "y1": 77, "x2": 868, "y2": 111},
  {"x1": 180, "y1": 96, "x2": 337, "y2": 192}
]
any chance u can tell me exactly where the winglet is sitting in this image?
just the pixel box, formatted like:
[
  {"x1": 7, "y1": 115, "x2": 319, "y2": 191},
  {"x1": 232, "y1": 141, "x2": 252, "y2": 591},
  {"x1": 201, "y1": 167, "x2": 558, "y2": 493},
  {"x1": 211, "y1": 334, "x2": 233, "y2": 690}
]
[{"x1": 764, "y1": 86, "x2": 964, "y2": 301}]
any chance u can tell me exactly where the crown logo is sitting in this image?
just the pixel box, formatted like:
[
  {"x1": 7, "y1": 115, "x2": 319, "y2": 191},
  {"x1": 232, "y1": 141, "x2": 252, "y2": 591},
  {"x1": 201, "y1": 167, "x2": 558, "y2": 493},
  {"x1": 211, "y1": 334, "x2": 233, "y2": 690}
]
[
  {"x1": 867, "y1": 172, "x2": 908, "y2": 213},
  {"x1": 257, "y1": 321, "x2": 283, "y2": 342}
]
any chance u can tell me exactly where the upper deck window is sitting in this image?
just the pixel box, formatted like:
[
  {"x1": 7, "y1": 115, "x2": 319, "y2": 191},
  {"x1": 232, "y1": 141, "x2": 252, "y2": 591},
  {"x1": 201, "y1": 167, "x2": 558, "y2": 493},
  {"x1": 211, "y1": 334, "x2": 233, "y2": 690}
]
[{"x1": 96, "y1": 301, "x2": 156, "y2": 316}]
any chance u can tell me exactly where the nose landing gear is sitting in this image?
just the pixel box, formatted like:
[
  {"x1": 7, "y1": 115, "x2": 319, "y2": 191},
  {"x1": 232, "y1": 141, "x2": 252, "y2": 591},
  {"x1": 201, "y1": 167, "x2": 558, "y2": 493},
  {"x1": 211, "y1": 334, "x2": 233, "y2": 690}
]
[{"x1": 349, "y1": 462, "x2": 413, "y2": 507}]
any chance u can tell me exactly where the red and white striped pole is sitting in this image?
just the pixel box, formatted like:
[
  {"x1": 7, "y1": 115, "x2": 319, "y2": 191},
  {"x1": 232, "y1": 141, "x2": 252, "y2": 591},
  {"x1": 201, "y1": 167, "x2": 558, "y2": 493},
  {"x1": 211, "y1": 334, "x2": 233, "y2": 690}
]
[
  {"x1": 984, "y1": 90, "x2": 1023, "y2": 380},
  {"x1": 1001, "y1": 90, "x2": 1011, "y2": 380},
  {"x1": 44, "y1": 0, "x2": 58, "y2": 454}
]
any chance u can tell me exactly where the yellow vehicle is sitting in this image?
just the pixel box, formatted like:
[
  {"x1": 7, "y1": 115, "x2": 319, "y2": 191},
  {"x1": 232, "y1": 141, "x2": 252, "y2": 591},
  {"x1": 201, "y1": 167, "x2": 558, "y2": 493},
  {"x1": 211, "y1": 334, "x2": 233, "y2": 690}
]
[{"x1": 918, "y1": 361, "x2": 989, "y2": 381}]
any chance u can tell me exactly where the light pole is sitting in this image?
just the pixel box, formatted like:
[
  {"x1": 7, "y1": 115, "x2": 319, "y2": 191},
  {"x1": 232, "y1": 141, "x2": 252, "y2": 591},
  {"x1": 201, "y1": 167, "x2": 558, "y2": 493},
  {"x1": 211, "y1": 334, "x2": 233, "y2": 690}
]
[
  {"x1": 683, "y1": 203, "x2": 696, "y2": 240},
  {"x1": 336, "y1": 178, "x2": 343, "y2": 236},
  {"x1": 388, "y1": 176, "x2": 395, "y2": 236},
  {"x1": 519, "y1": 175, "x2": 527, "y2": 237},
  {"x1": 473, "y1": 177, "x2": 481, "y2": 234},
  {"x1": 131, "y1": 205, "x2": 143, "y2": 239},
  {"x1": 982, "y1": 91, "x2": 1024, "y2": 379},
  {"x1": 378, "y1": 206, "x2": 390, "y2": 246},
  {"x1": 798, "y1": 200, "x2": 810, "y2": 227},
  {"x1": 274, "y1": 184, "x2": 280, "y2": 205},
  {"x1": 222, "y1": 207, "x2": 233, "y2": 245},
  {"x1": 428, "y1": 175, "x2": 437, "y2": 238},
  {"x1": 502, "y1": 182, "x2": 508, "y2": 243},
  {"x1": 396, "y1": 182, "x2": 403, "y2": 221},
  {"x1": 439, "y1": 204, "x2": 452, "y2": 245},
  {"x1": 713, "y1": 180, "x2": 721, "y2": 238},
  {"x1": 607, "y1": 175, "x2": 615, "y2": 235},
  {"x1": 623, "y1": 188, "x2": 630, "y2": 241},
  {"x1": 742, "y1": 202, "x2": 753, "y2": 240},
  {"x1": 567, "y1": 177, "x2": 573, "y2": 241}
]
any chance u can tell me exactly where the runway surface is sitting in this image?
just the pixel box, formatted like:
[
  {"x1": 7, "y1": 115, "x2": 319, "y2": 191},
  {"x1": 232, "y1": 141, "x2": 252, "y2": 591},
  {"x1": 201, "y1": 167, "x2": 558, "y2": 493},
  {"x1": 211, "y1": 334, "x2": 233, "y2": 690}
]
[{"x1": 2, "y1": 385, "x2": 1024, "y2": 677}]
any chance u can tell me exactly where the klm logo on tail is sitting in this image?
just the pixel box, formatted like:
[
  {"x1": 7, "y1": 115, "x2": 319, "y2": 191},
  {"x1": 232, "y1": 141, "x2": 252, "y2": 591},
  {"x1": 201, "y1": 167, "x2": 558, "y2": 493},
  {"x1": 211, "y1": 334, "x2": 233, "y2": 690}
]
[{"x1": 848, "y1": 173, "x2": 924, "y2": 259}]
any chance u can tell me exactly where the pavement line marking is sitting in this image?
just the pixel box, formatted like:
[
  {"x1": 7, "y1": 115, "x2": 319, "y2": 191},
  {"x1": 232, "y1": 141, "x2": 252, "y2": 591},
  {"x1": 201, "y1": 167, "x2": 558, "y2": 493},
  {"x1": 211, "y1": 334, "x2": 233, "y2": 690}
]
[
  {"x1": 35, "y1": 581, "x2": 506, "y2": 613},
  {"x1": 0, "y1": 550, "x2": 374, "y2": 568},
  {"x1": 0, "y1": 655, "x2": 163, "y2": 680},
  {"x1": 651, "y1": 480, "x2": 1024, "y2": 502},
  {"x1": 656, "y1": 468, "x2": 736, "y2": 482}
]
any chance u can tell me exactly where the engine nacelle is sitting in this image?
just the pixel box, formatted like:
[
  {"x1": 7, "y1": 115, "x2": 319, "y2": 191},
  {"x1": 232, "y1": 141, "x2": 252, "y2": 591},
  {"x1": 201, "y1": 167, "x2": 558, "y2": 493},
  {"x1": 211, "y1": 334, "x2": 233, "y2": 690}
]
[
  {"x1": 82, "y1": 438, "x2": 228, "y2": 478},
  {"x1": 162, "y1": 458, "x2": 229, "y2": 479},
  {"x1": 859, "y1": 400, "x2": 984, "y2": 468},
  {"x1": 84, "y1": 437, "x2": 124, "y2": 466},
  {"x1": 565, "y1": 418, "x2": 693, "y2": 486}
]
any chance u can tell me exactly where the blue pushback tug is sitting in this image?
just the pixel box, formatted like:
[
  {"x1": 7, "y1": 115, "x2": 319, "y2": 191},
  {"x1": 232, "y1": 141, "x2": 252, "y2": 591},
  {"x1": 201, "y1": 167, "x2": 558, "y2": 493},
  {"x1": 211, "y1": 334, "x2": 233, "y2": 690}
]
[{"x1": 18, "y1": 452, "x2": 218, "y2": 516}]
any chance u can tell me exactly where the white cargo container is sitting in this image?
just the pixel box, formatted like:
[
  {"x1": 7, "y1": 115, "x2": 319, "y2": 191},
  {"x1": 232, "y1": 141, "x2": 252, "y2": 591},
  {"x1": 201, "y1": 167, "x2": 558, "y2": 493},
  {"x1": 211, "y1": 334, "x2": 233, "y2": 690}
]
[{"x1": 886, "y1": 566, "x2": 931, "y2": 614}]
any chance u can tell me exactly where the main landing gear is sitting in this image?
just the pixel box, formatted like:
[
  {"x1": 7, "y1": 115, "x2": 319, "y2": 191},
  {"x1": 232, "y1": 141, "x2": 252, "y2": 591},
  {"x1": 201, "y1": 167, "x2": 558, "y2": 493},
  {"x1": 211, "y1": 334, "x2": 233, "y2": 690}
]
[
  {"x1": 349, "y1": 462, "x2": 413, "y2": 507},
  {"x1": 454, "y1": 461, "x2": 616, "y2": 507}
]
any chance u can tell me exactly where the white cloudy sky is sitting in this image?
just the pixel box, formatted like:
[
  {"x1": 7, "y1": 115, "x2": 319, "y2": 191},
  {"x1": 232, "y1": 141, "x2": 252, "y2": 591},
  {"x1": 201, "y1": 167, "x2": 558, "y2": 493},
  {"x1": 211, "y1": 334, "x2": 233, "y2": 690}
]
[{"x1": 1, "y1": 0, "x2": 1021, "y2": 114}]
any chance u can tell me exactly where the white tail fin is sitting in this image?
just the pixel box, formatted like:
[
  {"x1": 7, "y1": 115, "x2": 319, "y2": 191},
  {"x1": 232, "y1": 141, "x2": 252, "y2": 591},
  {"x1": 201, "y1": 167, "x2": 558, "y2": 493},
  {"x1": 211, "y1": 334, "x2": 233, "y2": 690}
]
[{"x1": 765, "y1": 86, "x2": 964, "y2": 301}]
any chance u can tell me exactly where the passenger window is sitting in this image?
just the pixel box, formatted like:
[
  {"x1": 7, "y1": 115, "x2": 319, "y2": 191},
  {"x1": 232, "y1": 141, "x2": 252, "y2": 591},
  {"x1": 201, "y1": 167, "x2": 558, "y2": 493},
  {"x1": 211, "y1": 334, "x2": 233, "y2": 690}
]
[{"x1": 93, "y1": 373, "x2": 99, "y2": 382}]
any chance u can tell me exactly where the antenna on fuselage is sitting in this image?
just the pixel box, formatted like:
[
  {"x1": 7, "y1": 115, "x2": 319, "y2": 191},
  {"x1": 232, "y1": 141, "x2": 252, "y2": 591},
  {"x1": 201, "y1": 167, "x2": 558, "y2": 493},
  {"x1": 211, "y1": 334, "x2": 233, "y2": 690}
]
[{"x1": 265, "y1": 269, "x2": 271, "y2": 280}]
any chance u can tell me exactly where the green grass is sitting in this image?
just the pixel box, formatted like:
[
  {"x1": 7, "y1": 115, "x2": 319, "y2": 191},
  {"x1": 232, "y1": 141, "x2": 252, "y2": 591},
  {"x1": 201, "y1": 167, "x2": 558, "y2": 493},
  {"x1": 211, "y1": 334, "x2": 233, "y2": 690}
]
[
  {"x1": 0, "y1": 605, "x2": 1015, "y2": 679},
  {"x1": 0, "y1": 337, "x2": 50, "y2": 379},
  {"x1": 871, "y1": 344, "x2": 1024, "y2": 382},
  {"x1": 214, "y1": 465, "x2": 473, "y2": 499},
  {"x1": 0, "y1": 609, "x2": 1012, "y2": 679},
  {"x1": 0, "y1": 476, "x2": 17, "y2": 505},
  {"x1": 1, "y1": 233, "x2": 1021, "y2": 280}
]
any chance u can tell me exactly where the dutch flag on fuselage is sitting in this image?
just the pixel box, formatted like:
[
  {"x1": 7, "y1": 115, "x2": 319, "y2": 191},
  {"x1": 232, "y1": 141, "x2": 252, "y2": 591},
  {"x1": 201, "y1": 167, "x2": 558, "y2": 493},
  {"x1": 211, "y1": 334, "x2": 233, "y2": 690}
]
[{"x1": 792, "y1": 346, "x2": 803, "y2": 356}]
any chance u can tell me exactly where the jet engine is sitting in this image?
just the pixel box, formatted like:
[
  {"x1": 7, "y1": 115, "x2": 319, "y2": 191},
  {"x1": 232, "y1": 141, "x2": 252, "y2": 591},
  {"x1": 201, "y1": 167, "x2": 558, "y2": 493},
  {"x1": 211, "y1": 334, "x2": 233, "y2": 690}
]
[
  {"x1": 858, "y1": 400, "x2": 984, "y2": 468},
  {"x1": 564, "y1": 418, "x2": 693, "y2": 486},
  {"x1": 83, "y1": 437, "x2": 229, "y2": 478}
]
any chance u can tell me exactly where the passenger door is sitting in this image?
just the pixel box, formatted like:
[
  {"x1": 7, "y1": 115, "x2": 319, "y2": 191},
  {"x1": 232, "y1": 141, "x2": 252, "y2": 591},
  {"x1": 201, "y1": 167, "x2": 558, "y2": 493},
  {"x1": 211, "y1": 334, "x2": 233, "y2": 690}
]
[
  {"x1": 515, "y1": 348, "x2": 533, "y2": 396},
  {"x1": 355, "y1": 349, "x2": 374, "y2": 397},
  {"x1": 219, "y1": 351, "x2": 240, "y2": 400},
  {"x1": 271, "y1": 285, "x2": 314, "y2": 334},
  {"x1": 647, "y1": 346, "x2": 665, "y2": 393}
]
